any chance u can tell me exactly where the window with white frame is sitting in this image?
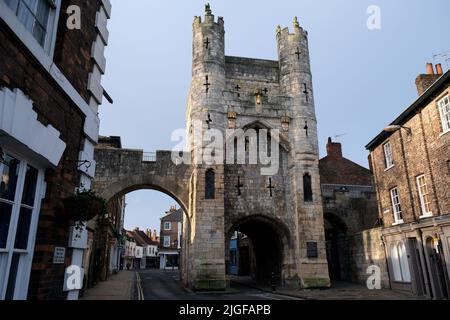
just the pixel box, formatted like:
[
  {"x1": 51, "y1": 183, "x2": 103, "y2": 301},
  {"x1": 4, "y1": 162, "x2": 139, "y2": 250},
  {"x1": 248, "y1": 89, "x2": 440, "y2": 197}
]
[
  {"x1": 383, "y1": 141, "x2": 394, "y2": 169},
  {"x1": 390, "y1": 242, "x2": 411, "y2": 283},
  {"x1": 164, "y1": 222, "x2": 171, "y2": 231},
  {"x1": 438, "y1": 95, "x2": 450, "y2": 133},
  {"x1": 390, "y1": 188, "x2": 403, "y2": 224},
  {"x1": 0, "y1": 150, "x2": 45, "y2": 300},
  {"x1": 2, "y1": 0, "x2": 59, "y2": 53},
  {"x1": 163, "y1": 236, "x2": 170, "y2": 248},
  {"x1": 417, "y1": 175, "x2": 432, "y2": 217}
]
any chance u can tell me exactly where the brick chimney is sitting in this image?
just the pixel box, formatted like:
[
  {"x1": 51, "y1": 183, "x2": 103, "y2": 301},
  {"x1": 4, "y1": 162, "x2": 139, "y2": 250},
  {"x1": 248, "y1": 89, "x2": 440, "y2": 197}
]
[
  {"x1": 326, "y1": 137, "x2": 342, "y2": 158},
  {"x1": 415, "y1": 63, "x2": 441, "y2": 96}
]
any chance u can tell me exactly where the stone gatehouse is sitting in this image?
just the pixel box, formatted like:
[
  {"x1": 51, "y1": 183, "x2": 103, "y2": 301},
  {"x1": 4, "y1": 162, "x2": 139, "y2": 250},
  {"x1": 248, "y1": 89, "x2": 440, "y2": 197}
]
[{"x1": 94, "y1": 5, "x2": 330, "y2": 290}]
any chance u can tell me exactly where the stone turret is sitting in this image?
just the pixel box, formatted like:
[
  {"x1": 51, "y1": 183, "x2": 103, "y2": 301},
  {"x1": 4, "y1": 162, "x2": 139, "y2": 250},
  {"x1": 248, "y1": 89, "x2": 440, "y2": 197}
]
[
  {"x1": 276, "y1": 17, "x2": 329, "y2": 288},
  {"x1": 188, "y1": 4, "x2": 227, "y2": 152}
]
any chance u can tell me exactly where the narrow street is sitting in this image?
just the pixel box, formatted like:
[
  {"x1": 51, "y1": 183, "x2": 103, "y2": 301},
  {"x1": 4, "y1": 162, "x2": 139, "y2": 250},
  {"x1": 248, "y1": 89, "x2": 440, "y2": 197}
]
[{"x1": 136, "y1": 270, "x2": 301, "y2": 301}]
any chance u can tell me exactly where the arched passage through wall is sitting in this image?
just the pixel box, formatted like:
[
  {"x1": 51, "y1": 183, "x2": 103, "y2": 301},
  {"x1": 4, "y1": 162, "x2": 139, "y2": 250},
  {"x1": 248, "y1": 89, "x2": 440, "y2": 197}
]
[
  {"x1": 324, "y1": 212, "x2": 348, "y2": 281},
  {"x1": 96, "y1": 184, "x2": 193, "y2": 286},
  {"x1": 226, "y1": 215, "x2": 291, "y2": 285}
]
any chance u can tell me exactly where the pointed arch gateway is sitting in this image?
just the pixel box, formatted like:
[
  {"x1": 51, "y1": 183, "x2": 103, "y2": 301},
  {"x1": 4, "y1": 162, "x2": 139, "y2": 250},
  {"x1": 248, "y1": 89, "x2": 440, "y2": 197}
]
[{"x1": 225, "y1": 215, "x2": 293, "y2": 284}]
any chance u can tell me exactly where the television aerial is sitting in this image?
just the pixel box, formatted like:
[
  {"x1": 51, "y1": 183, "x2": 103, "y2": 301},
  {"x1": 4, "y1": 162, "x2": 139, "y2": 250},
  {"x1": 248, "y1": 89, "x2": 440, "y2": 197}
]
[{"x1": 433, "y1": 50, "x2": 450, "y2": 68}]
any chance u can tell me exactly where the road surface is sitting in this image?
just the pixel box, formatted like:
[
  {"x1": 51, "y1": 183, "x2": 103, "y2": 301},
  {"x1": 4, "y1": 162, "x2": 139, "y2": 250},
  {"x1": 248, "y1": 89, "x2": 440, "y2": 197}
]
[{"x1": 136, "y1": 269, "x2": 301, "y2": 300}]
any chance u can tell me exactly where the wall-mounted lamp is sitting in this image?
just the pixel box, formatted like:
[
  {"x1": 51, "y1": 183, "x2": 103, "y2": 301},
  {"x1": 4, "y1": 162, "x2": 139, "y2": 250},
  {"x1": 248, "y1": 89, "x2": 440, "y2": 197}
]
[{"x1": 384, "y1": 125, "x2": 412, "y2": 136}]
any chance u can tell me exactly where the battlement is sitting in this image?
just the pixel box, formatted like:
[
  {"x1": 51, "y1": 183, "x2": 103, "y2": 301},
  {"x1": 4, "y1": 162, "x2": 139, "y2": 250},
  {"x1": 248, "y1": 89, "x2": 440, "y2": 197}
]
[
  {"x1": 225, "y1": 56, "x2": 279, "y2": 82},
  {"x1": 193, "y1": 4, "x2": 224, "y2": 29},
  {"x1": 276, "y1": 17, "x2": 308, "y2": 40}
]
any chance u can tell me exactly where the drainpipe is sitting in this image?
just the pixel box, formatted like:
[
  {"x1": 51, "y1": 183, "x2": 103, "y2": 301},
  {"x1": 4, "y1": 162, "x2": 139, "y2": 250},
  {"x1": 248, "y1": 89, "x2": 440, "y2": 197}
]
[{"x1": 380, "y1": 234, "x2": 392, "y2": 289}]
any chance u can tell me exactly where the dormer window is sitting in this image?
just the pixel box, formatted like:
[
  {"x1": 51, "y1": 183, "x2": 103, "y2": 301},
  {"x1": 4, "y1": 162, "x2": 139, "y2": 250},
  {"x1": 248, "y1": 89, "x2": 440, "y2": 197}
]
[{"x1": 3, "y1": 0, "x2": 59, "y2": 54}]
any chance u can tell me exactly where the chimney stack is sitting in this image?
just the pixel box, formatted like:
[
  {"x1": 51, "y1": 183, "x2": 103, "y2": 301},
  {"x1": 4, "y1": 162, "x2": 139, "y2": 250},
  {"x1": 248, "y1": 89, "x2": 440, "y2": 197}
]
[
  {"x1": 416, "y1": 62, "x2": 441, "y2": 96},
  {"x1": 326, "y1": 137, "x2": 343, "y2": 158}
]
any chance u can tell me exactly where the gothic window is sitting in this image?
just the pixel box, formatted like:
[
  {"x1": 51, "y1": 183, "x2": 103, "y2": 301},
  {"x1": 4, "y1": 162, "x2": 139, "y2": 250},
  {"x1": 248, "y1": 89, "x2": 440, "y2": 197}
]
[
  {"x1": 303, "y1": 173, "x2": 313, "y2": 202},
  {"x1": 205, "y1": 169, "x2": 215, "y2": 199}
]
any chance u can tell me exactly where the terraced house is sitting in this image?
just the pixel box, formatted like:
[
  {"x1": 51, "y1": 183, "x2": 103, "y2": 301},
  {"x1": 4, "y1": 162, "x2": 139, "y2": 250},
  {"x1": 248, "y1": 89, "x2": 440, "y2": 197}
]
[
  {"x1": 366, "y1": 63, "x2": 450, "y2": 299},
  {"x1": 0, "y1": 0, "x2": 111, "y2": 300}
]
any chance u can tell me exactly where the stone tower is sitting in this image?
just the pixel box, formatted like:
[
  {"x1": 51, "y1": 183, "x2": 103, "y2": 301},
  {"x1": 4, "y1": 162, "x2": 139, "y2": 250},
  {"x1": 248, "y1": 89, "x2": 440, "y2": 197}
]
[
  {"x1": 185, "y1": 5, "x2": 330, "y2": 290},
  {"x1": 184, "y1": 6, "x2": 227, "y2": 290}
]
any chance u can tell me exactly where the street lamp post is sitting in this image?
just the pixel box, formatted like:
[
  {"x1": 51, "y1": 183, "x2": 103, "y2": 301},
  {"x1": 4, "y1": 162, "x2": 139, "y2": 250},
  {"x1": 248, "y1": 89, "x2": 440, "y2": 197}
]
[{"x1": 384, "y1": 125, "x2": 412, "y2": 136}]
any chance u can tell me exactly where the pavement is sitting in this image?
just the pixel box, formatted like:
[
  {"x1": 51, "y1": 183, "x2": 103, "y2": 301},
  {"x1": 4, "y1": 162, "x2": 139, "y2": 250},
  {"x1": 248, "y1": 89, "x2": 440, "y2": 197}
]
[
  {"x1": 81, "y1": 270, "x2": 136, "y2": 300},
  {"x1": 229, "y1": 276, "x2": 427, "y2": 300}
]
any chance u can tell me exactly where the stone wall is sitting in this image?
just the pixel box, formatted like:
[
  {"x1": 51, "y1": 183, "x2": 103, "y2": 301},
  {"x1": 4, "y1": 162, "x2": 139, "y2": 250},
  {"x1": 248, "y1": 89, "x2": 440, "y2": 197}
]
[{"x1": 344, "y1": 228, "x2": 389, "y2": 288}]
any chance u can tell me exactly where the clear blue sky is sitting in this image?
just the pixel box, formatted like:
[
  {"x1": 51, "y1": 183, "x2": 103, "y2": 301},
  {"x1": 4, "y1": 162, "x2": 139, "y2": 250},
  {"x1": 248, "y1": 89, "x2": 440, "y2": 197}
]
[{"x1": 100, "y1": 0, "x2": 450, "y2": 232}]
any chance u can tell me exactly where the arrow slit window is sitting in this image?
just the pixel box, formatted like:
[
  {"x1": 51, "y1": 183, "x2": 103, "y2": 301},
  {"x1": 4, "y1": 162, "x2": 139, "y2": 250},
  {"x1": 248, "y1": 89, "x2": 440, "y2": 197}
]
[
  {"x1": 303, "y1": 173, "x2": 313, "y2": 202},
  {"x1": 205, "y1": 169, "x2": 215, "y2": 199}
]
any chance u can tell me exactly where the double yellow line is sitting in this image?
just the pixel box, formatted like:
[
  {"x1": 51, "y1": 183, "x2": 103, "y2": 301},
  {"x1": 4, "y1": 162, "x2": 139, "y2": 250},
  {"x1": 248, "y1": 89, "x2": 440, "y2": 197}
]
[{"x1": 135, "y1": 272, "x2": 144, "y2": 300}]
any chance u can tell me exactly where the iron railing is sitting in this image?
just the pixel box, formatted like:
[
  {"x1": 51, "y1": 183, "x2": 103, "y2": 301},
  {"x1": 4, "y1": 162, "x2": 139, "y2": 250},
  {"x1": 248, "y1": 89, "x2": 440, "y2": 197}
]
[{"x1": 142, "y1": 152, "x2": 156, "y2": 162}]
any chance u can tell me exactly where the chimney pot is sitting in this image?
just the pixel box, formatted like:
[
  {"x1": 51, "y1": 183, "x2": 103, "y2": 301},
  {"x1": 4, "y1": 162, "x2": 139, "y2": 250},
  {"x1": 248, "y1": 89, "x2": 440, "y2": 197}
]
[
  {"x1": 436, "y1": 64, "x2": 443, "y2": 75},
  {"x1": 426, "y1": 63, "x2": 435, "y2": 75}
]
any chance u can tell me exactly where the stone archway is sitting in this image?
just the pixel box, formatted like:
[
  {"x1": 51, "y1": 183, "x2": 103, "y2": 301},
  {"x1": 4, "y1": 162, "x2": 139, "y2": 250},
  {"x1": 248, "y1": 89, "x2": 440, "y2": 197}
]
[
  {"x1": 324, "y1": 212, "x2": 348, "y2": 281},
  {"x1": 92, "y1": 148, "x2": 194, "y2": 284},
  {"x1": 93, "y1": 149, "x2": 191, "y2": 209},
  {"x1": 225, "y1": 215, "x2": 292, "y2": 285}
]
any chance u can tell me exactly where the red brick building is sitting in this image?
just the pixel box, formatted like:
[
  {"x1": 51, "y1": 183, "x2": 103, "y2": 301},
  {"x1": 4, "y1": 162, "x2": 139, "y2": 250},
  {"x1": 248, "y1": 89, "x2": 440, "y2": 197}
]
[
  {"x1": 0, "y1": 0, "x2": 111, "y2": 300},
  {"x1": 366, "y1": 64, "x2": 450, "y2": 299}
]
